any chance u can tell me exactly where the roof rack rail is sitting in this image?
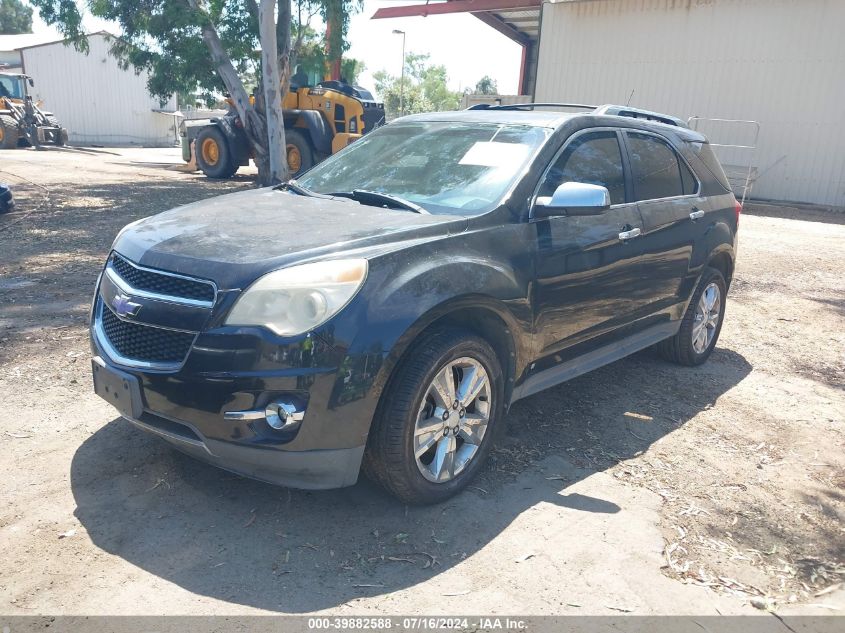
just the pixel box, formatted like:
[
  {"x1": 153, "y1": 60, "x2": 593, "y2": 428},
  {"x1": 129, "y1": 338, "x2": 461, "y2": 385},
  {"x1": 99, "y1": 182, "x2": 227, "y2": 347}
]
[
  {"x1": 467, "y1": 102, "x2": 597, "y2": 112},
  {"x1": 465, "y1": 102, "x2": 689, "y2": 128},
  {"x1": 594, "y1": 105, "x2": 689, "y2": 128}
]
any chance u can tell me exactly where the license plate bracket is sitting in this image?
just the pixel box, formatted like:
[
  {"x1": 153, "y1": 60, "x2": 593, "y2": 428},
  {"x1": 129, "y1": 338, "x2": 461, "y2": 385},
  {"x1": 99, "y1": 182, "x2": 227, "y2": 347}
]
[{"x1": 92, "y1": 356, "x2": 143, "y2": 419}]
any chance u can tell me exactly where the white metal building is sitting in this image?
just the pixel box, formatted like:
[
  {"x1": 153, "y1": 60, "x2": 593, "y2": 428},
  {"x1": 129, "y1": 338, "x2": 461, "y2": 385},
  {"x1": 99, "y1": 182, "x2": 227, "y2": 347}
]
[
  {"x1": 534, "y1": 0, "x2": 845, "y2": 207},
  {"x1": 374, "y1": 0, "x2": 845, "y2": 207},
  {"x1": 9, "y1": 32, "x2": 177, "y2": 147}
]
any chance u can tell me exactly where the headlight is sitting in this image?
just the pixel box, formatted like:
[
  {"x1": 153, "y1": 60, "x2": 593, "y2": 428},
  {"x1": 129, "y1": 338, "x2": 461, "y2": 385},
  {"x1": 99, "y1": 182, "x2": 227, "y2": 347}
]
[{"x1": 225, "y1": 259, "x2": 368, "y2": 336}]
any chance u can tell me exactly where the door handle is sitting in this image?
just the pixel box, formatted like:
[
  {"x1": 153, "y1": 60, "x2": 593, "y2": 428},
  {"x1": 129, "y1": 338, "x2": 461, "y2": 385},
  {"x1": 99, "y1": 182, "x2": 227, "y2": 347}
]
[
  {"x1": 618, "y1": 227, "x2": 641, "y2": 240},
  {"x1": 689, "y1": 209, "x2": 705, "y2": 220}
]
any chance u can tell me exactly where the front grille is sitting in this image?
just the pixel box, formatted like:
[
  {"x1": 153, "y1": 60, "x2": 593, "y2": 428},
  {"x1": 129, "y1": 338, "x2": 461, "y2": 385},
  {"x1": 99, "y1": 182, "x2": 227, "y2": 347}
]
[
  {"x1": 111, "y1": 253, "x2": 215, "y2": 303},
  {"x1": 100, "y1": 302, "x2": 195, "y2": 364}
]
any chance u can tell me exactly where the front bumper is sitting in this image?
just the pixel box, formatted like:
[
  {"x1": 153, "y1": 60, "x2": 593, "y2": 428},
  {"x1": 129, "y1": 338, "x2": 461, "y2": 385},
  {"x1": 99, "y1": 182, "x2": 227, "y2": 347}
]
[
  {"x1": 125, "y1": 409, "x2": 364, "y2": 489},
  {"x1": 90, "y1": 333, "x2": 372, "y2": 489}
]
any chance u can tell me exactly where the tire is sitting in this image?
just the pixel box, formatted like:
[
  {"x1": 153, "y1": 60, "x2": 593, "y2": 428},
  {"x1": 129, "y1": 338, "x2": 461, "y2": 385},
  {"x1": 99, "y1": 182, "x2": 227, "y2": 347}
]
[
  {"x1": 657, "y1": 266, "x2": 727, "y2": 366},
  {"x1": 195, "y1": 126, "x2": 238, "y2": 178},
  {"x1": 45, "y1": 115, "x2": 66, "y2": 146},
  {"x1": 284, "y1": 128, "x2": 314, "y2": 176},
  {"x1": 0, "y1": 114, "x2": 20, "y2": 150},
  {"x1": 363, "y1": 327, "x2": 505, "y2": 504}
]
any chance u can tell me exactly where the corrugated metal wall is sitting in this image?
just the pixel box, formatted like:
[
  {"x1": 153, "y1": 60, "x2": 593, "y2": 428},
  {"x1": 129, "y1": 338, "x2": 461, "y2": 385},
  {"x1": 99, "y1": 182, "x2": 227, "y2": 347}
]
[
  {"x1": 21, "y1": 33, "x2": 177, "y2": 147},
  {"x1": 535, "y1": 0, "x2": 845, "y2": 207}
]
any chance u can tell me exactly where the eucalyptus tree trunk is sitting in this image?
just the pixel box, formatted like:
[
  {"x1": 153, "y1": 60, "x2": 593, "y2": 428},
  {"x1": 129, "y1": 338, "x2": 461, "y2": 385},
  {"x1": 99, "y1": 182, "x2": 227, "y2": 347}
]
[
  {"x1": 187, "y1": 0, "x2": 288, "y2": 186},
  {"x1": 259, "y1": 0, "x2": 288, "y2": 184}
]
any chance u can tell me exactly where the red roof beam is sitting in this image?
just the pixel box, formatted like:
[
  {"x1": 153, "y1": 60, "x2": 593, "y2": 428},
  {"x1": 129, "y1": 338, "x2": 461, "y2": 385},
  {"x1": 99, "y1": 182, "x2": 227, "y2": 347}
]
[
  {"x1": 472, "y1": 12, "x2": 531, "y2": 46},
  {"x1": 371, "y1": 0, "x2": 541, "y2": 20}
]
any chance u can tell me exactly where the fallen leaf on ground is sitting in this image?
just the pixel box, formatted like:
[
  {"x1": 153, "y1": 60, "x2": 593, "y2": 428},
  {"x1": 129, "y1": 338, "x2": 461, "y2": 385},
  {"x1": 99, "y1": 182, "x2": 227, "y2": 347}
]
[
  {"x1": 624, "y1": 412, "x2": 653, "y2": 421},
  {"x1": 815, "y1": 583, "x2": 842, "y2": 597}
]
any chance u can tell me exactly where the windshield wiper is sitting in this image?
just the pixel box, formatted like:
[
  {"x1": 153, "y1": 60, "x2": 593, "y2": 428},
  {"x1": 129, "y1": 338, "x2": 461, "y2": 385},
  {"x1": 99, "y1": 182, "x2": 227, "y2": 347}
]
[
  {"x1": 274, "y1": 179, "x2": 329, "y2": 198},
  {"x1": 329, "y1": 189, "x2": 429, "y2": 214}
]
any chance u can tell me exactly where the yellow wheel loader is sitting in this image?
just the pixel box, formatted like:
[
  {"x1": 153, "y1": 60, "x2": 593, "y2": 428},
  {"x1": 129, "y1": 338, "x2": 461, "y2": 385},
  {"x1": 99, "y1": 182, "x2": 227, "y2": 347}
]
[
  {"x1": 182, "y1": 80, "x2": 385, "y2": 178},
  {"x1": 0, "y1": 73, "x2": 68, "y2": 149}
]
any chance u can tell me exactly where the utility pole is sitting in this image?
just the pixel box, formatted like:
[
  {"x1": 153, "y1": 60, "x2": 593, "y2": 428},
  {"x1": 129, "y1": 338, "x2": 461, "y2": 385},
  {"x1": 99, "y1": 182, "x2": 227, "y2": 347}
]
[{"x1": 393, "y1": 29, "x2": 406, "y2": 116}]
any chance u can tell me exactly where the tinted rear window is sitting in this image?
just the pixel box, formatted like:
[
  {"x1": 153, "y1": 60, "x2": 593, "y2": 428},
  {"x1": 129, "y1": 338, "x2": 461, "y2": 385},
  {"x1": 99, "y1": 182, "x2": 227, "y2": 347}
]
[
  {"x1": 627, "y1": 133, "x2": 685, "y2": 201},
  {"x1": 688, "y1": 141, "x2": 732, "y2": 191}
]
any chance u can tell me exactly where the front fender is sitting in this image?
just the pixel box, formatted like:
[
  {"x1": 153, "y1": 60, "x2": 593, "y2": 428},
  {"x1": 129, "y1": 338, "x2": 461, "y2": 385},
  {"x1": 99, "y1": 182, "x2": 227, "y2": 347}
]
[{"x1": 325, "y1": 240, "x2": 534, "y2": 416}]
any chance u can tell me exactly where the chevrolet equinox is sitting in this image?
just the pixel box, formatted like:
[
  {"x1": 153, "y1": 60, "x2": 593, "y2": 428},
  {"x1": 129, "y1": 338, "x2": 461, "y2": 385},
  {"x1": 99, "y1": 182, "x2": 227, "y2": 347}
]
[{"x1": 90, "y1": 104, "x2": 739, "y2": 504}]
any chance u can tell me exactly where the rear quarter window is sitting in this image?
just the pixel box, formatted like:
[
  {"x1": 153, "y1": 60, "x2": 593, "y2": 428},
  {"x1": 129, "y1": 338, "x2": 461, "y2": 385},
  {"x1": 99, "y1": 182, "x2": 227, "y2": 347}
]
[{"x1": 687, "y1": 141, "x2": 732, "y2": 191}]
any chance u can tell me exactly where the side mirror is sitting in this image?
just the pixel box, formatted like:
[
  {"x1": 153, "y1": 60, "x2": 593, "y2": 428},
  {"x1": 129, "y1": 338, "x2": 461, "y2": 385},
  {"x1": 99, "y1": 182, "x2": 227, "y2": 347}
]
[
  {"x1": 534, "y1": 182, "x2": 611, "y2": 218},
  {"x1": 28, "y1": 78, "x2": 34, "y2": 87}
]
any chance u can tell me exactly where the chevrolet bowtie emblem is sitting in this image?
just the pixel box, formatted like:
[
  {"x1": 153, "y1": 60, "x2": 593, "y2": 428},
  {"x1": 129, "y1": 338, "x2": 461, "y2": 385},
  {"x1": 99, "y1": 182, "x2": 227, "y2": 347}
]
[{"x1": 111, "y1": 293, "x2": 142, "y2": 318}]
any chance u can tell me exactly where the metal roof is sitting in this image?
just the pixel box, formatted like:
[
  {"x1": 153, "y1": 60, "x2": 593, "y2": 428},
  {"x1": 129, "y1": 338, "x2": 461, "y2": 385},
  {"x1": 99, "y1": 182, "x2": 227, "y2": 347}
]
[{"x1": 371, "y1": 1, "x2": 542, "y2": 46}]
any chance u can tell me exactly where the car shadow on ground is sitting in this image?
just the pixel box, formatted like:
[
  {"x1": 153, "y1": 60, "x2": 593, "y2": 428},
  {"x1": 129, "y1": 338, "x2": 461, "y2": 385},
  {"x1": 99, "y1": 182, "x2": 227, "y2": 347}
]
[{"x1": 70, "y1": 346, "x2": 751, "y2": 612}]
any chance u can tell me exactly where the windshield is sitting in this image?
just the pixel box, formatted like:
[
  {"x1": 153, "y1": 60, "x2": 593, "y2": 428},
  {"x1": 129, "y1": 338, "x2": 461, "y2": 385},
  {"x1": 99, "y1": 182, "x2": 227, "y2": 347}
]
[
  {"x1": 0, "y1": 75, "x2": 24, "y2": 99},
  {"x1": 297, "y1": 121, "x2": 549, "y2": 215}
]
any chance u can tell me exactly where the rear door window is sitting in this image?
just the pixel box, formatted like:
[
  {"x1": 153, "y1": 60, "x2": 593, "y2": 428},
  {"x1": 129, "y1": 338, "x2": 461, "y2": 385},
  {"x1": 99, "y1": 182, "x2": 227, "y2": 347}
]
[
  {"x1": 627, "y1": 133, "x2": 688, "y2": 201},
  {"x1": 539, "y1": 131, "x2": 626, "y2": 205}
]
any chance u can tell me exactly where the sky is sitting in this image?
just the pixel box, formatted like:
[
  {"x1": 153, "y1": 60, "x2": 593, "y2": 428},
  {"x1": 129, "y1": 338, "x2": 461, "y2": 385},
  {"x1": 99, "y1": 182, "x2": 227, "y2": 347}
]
[
  {"x1": 347, "y1": 1, "x2": 521, "y2": 94},
  {"x1": 25, "y1": 0, "x2": 522, "y2": 96}
]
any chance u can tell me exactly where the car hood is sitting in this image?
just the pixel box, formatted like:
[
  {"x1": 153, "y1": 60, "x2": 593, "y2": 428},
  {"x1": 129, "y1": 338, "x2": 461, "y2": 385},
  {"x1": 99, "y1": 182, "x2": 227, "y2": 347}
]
[{"x1": 112, "y1": 187, "x2": 467, "y2": 290}]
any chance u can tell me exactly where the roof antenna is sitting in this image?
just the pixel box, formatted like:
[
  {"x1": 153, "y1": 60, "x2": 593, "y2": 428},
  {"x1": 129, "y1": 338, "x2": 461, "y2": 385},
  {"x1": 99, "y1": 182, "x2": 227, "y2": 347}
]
[{"x1": 626, "y1": 89, "x2": 635, "y2": 106}]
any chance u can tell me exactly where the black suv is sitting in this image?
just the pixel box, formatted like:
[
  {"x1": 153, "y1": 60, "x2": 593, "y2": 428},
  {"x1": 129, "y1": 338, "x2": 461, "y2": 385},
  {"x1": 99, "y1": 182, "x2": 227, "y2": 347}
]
[{"x1": 90, "y1": 104, "x2": 739, "y2": 504}]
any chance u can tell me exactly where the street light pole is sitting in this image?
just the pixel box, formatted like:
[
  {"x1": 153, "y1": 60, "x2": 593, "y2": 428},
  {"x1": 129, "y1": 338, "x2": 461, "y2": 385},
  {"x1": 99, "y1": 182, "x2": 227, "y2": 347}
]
[{"x1": 392, "y1": 29, "x2": 406, "y2": 116}]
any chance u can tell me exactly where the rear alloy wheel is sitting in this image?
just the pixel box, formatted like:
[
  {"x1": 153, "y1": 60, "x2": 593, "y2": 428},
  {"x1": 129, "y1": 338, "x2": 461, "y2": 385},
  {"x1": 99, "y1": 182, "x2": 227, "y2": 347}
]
[
  {"x1": 657, "y1": 266, "x2": 727, "y2": 366},
  {"x1": 195, "y1": 126, "x2": 238, "y2": 179},
  {"x1": 692, "y1": 282, "x2": 721, "y2": 354},
  {"x1": 364, "y1": 327, "x2": 504, "y2": 504}
]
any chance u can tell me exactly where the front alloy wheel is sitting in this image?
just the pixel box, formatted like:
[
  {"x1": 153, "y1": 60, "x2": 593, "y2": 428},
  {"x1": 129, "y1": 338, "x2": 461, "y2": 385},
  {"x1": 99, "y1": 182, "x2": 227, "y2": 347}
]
[
  {"x1": 364, "y1": 327, "x2": 504, "y2": 504},
  {"x1": 414, "y1": 357, "x2": 491, "y2": 483}
]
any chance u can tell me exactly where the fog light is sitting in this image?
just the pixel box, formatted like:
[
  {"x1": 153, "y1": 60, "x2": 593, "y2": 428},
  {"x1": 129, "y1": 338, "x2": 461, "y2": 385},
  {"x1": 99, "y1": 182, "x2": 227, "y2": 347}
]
[
  {"x1": 223, "y1": 400, "x2": 305, "y2": 429},
  {"x1": 264, "y1": 400, "x2": 305, "y2": 430}
]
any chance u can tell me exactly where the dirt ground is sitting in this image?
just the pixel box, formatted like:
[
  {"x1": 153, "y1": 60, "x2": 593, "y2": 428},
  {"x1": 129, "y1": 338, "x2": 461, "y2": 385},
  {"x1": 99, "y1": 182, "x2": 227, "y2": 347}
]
[{"x1": 0, "y1": 146, "x2": 842, "y2": 617}]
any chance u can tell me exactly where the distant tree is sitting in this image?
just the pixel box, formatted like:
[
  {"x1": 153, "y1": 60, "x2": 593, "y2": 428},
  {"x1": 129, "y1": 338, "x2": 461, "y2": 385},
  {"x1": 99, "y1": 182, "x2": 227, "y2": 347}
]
[
  {"x1": 340, "y1": 57, "x2": 364, "y2": 85},
  {"x1": 0, "y1": 0, "x2": 33, "y2": 34},
  {"x1": 474, "y1": 75, "x2": 498, "y2": 95},
  {"x1": 374, "y1": 52, "x2": 461, "y2": 119}
]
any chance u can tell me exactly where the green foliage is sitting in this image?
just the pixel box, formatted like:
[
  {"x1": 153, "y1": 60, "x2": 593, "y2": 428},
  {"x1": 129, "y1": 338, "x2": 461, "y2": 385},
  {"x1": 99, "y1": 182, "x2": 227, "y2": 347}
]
[
  {"x1": 28, "y1": 1, "x2": 364, "y2": 107},
  {"x1": 0, "y1": 0, "x2": 33, "y2": 34},
  {"x1": 474, "y1": 75, "x2": 497, "y2": 95},
  {"x1": 340, "y1": 57, "x2": 363, "y2": 84},
  {"x1": 292, "y1": 22, "x2": 325, "y2": 83},
  {"x1": 373, "y1": 52, "x2": 461, "y2": 119},
  {"x1": 29, "y1": 0, "x2": 259, "y2": 105},
  {"x1": 320, "y1": 0, "x2": 361, "y2": 62}
]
